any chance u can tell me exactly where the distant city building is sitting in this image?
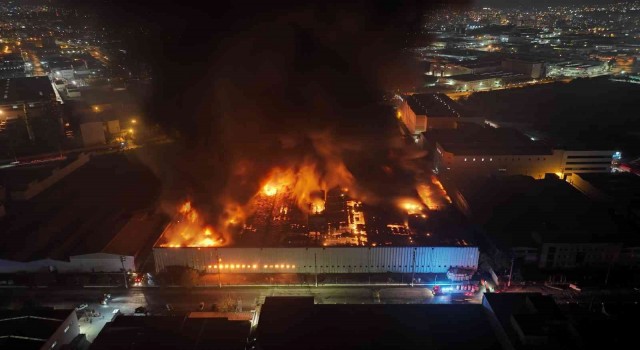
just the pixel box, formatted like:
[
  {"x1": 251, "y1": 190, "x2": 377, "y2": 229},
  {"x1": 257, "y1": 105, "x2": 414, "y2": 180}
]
[
  {"x1": 429, "y1": 59, "x2": 502, "y2": 77},
  {"x1": 0, "y1": 53, "x2": 27, "y2": 78},
  {"x1": 501, "y1": 58, "x2": 545, "y2": 79},
  {"x1": 546, "y1": 61, "x2": 610, "y2": 78},
  {"x1": 0, "y1": 76, "x2": 59, "y2": 121},
  {"x1": 441, "y1": 71, "x2": 527, "y2": 92}
]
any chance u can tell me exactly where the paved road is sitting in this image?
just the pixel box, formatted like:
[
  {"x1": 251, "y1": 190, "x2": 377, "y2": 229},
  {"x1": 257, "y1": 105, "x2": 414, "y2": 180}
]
[{"x1": 1, "y1": 285, "x2": 458, "y2": 341}]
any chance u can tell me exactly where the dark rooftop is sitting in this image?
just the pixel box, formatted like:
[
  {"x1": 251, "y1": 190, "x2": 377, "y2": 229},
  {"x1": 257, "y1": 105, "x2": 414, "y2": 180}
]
[
  {"x1": 483, "y1": 293, "x2": 578, "y2": 350},
  {"x1": 0, "y1": 157, "x2": 76, "y2": 191},
  {"x1": 457, "y1": 175, "x2": 621, "y2": 248},
  {"x1": 426, "y1": 122, "x2": 552, "y2": 156},
  {"x1": 0, "y1": 76, "x2": 55, "y2": 105},
  {"x1": 575, "y1": 172, "x2": 640, "y2": 203},
  {"x1": 0, "y1": 308, "x2": 73, "y2": 350},
  {"x1": 91, "y1": 315, "x2": 250, "y2": 350},
  {"x1": 0, "y1": 153, "x2": 161, "y2": 262},
  {"x1": 404, "y1": 93, "x2": 462, "y2": 118},
  {"x1": 257, "y1": 296, "x2": 506, "y2": 350}
]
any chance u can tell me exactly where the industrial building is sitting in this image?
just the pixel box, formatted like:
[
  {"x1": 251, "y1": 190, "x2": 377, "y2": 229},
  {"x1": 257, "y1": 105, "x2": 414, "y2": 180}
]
[
  {"x1": 0, "y1": 308, "x2": 82, "y2": 350},
  {"x1": 424, "y1": 122, "x2": 616, "y2": 179},
  {"x1": 546, "y1": 61, "x2": 610, "y2": 77},
  {"x1": 153, "y1": 183, "x2": 480, "y2": 276},
  {"x1": 0, "y1": 154, "x2": 164, "y2": 274},
  {"x1": 256, "y1": 297, "x2": 508, "y2": 350},
  {"x1": 449, "y1": 175, "x2": 640, "y2": 270},
  {"x1": 0, "y1": 76, "x2": 60, "y2": 121},
  {"x1": 441, "y1": 71, "x2": 528, "y2": 92},
  {"x1": 501, "y1": 57, "x2": 545, "y2": 79},
  {"x1": 153, "y1": 246, "x2": 479, "y2": 275},
  {"x1": 397, "y1": 93, "x2": 466, "y2": 134},
  {"x1": 92, "y1": 314, "x2": 251, "y2": 350},
  {"x1": 428, "y1": 59, "x2": 502, "y2": 77},
  {"x1": 0, "y1": 53, "x2": 27, "y2": 78}
]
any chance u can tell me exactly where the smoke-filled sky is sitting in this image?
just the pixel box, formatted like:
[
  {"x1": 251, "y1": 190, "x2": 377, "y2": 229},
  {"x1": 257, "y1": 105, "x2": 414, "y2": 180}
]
[{"x1": 63, "y1": 0, "x2": 471, "y2": 221}]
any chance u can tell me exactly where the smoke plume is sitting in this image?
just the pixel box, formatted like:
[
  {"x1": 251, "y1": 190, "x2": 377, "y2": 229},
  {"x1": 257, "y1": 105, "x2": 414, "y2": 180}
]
[{"x1": 76, "y1": 1, "x2": 471, "y2": 232}]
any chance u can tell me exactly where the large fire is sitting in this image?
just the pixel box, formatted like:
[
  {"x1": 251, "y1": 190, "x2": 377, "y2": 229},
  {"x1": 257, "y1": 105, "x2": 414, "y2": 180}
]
[
  {"x1": 257, "y1": 161, "x2": 351, "y2": 214},
  {"x1": 416, "y1": 175, "x2": 452, "y2": 211},
  {"x1": 161, "y1": 201, "x2": 227, "y2": 248}
]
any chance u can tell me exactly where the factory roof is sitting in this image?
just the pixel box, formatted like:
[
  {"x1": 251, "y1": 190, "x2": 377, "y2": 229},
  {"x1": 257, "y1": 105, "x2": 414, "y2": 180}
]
[
  {"x1": 404, "y1": 93, "x2": 462, "y2": 118},
  {"x1": 573, "y1": 172, "x2": 640, "y2": 203},
  {"x1": 449, "y1": 70, "x2": 527, "y2": 82},
  {"x1": 427, "y1": 122, "x2": 552, "y2": 156},
  {"x1": 454, "y1": 175, "x2": 628, "y2": 248},
  {"x1": 0, "y1": 308, "x2": 74, "y2": 350},
  {"x1": 0, "y1": 153, "x2": 162, "y2": 262},
  {"x1": 0, "y1": 76, "x2": 55, "y2": 105},
  {"x1": 456, "y1": 59, "x2": 502, "y2": 69},
  {"x1": 482, "y1": 293, "x2": 578, "y2": 349},
  {"x1": 257, "y1": 297, "x2": 505, "y2": 350},
  {"x1": 91, "y1": 315, "x2": 250, "y2": 350}
]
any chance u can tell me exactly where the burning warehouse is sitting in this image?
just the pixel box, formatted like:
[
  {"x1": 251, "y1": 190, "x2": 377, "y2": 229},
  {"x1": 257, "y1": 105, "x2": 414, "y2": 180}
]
[
  {"x1": 153, "y1": 169, "x2": 479, "y2": 275},
  {"x1": 143, "y1": 2, "x2": 480, "y2": 277}
]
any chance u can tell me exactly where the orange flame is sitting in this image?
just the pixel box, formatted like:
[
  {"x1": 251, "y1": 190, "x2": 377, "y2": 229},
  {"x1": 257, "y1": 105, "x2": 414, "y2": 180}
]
[
  {"x1": 161, "y1": 201, "x2": 228, "y2": 248},
  {"x1": 416, "y1": 175, "x2": 452, "y2": 210}
]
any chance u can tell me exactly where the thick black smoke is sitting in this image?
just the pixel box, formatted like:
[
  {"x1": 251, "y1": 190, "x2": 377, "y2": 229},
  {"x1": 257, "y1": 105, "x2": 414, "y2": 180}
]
[{"x1": 63, "y1": 0, "x2": 470, "y2": 218}]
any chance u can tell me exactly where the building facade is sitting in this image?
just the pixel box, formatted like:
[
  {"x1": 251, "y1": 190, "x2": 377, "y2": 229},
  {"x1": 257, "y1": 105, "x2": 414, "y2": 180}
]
[{"x1": 153, "y1": 246, "x2": 480, "y2": 275}]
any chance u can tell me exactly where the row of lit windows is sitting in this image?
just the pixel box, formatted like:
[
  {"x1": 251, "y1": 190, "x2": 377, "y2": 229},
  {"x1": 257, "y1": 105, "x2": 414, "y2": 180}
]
[
  {"x1": 463, "y1": 157, "x2": 548, "y2": 162},
  {"x1": 205, "y1": 264, "x2": 473, "y2": 269},
  {"x1": 206, "y1": 264, "x2": 297, "y2": 269}
]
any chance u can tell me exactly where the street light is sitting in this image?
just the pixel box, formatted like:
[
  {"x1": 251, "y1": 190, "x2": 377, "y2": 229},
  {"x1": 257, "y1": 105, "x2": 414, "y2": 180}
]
[
  {"x1": 131, "y1": 119, "x2": 137, "y2": 124},
  {"x1": 120, "y1": 256, "x2": 128, "y2": 289}
]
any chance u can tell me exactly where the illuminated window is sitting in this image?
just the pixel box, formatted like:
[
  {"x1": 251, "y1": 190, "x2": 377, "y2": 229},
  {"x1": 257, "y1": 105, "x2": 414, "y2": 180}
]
[
  {"x1": 208, "y1": 265, "x2": 212, "y2": 269},
  {"x1": 264, "y1": 265, "x2": 268, "y2": 268}
]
